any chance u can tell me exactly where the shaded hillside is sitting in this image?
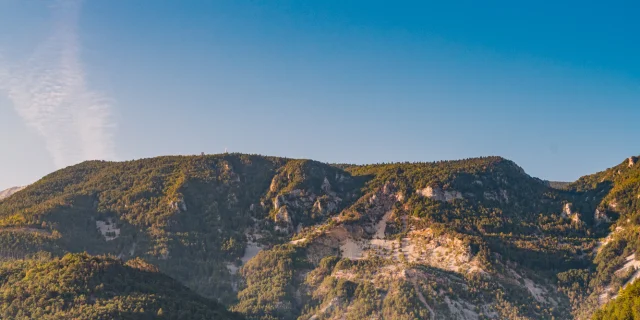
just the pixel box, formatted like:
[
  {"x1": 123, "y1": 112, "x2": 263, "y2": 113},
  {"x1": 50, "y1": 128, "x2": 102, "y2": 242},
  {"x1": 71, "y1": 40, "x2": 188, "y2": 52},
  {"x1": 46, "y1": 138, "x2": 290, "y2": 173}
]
[
  {"x1": 0, "y1": 253, "x2": 240, "y2": 319},
  {"x1": 562, "y1": 156, "x2": 640, "y2": 318},
  {"x1": 0, "y1": 154, "x2": 363, "y2": 303}
]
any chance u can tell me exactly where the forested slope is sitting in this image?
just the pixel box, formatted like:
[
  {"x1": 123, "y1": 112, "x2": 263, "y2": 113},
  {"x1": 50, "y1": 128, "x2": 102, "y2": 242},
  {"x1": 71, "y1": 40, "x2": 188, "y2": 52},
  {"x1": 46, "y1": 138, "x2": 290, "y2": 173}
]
[
  {"x1": 0, "y1": 253, "x2": 240, "y2": 319},
  {"x1": 0, "y1": 153, "x2": 638, "y2": 319}
]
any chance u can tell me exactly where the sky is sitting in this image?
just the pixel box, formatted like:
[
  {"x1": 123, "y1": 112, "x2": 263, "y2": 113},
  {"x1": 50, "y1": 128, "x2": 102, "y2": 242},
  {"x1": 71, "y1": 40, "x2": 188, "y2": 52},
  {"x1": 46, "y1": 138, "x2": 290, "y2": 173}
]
[{"x1": 0, "y1": 0, "x2": 638, "y2": 190}]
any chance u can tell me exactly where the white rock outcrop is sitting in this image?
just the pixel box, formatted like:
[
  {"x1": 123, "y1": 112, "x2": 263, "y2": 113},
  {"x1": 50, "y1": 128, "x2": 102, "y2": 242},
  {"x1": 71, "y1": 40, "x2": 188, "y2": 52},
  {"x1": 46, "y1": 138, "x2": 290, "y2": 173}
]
[
  {"x1": 594, "y1": 209, "x2": 611, "y2": 224},
  {"x1": 561, "y1": 203, "x2": 581, "y2": 222},
  {"x1": 562, "y1": 203, "x2": 573, "y2": 218},
  {"x1": 170, "y1": 199, "x2": 187, "y2": 212},
  {"x1": 313, "y1": 199, "x2": 338, "y2": 214},
  {"x1": 417, "y1": 186, "x2": 462, "y2": 202}
]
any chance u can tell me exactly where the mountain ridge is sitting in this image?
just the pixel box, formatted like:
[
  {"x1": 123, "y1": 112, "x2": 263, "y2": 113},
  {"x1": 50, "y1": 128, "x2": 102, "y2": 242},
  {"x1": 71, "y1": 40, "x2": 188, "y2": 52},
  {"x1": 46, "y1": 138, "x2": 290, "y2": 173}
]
[
  {"x1": 0, "y1": 186, "x2": 26, "y2": 201},
  {"x1": 0, "y1": 152, "x2": 638, "y2": 319}
]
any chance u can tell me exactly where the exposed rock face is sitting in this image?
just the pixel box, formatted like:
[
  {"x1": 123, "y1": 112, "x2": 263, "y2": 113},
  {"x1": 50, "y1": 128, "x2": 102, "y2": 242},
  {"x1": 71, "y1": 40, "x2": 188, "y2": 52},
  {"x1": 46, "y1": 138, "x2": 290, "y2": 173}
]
[
  {"x1": 274, "y1": 206, "x2": 293, "y2": 233},
  {"x1": 595, "y1": 209, "x2": 611, "y2": 224},
  {"x1": 170, "y1": 199, "x2": 187, "y2": 212},
  {"x1": 561, "y1": 203, "x2": 581, "y2": 223},
  {"x1": 365, "y1": 182, "x2": 400, "y2": 219},
  {"x1": 385, "y1": 228, "x2": 480, "y2": 274},
  {"x1": 416, "y1": 186, "x2": 462, "y2": 202},
  {"x1": 629, "y1": 156, "x2": 638, "y2": 167},
  {"x1": 483, "y1": 189, "x2": 509, "y2": 203},
  {"x1": 273, "y1": 190, "x2": 341, "y2": 215},
  {"x1": 269, "y1": 178, "x2": 344, "y2": 233},
  {"x1": 302, "y1": 179, "x2": 573, "y2": 320},
  {"x1": 269, "y1": 178, "x2": 279, "y2": 192},
  {"x1": 313, "y1": 198, "x2": 338, "y2": 214},
  {"x1": 562, "y1": 203, "x2": 573, "y2": 218},
  {"x1": 275, "y1": 207, "x2": 292, "y2": 224},
  {"x1": 309, "y1": 182, "x2": 403, "y2": 263},
  {"x1": 321, "y1": 177, "x2": 331, "y2": 193}
]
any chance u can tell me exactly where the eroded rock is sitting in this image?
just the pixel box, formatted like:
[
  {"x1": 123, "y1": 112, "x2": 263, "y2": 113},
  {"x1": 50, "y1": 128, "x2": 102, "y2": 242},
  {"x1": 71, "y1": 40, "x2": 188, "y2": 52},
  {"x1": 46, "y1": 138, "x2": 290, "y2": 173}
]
[
  {"x1": 595, "y1": 209, "x2": 611, "y2": 224},
  {"x1": 170, "y1": 199, "x2": 187, "y2": 212}
]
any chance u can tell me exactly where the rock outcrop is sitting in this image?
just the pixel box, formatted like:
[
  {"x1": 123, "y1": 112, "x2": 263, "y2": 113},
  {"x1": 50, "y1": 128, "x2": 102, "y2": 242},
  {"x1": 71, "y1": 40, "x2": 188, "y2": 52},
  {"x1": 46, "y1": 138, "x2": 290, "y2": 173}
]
[
  {"x1": 416, "y1": 186, "x2": 462, "y2": 202},
  {"x1": 561, "y1": 203, "x2": 582, "y2": 223},
  {"x1": 562, "y1": 203, "x2": 573, "y2": 218},
  {"x1": 269, "y1": 174, "x2": 347, "y2": 233},
  {"x1": 594, "y1": 208, "x2": 611, "y2": 224},
  {"x1": 170, "y1": 199, "x2": 187, "y2": 212}
]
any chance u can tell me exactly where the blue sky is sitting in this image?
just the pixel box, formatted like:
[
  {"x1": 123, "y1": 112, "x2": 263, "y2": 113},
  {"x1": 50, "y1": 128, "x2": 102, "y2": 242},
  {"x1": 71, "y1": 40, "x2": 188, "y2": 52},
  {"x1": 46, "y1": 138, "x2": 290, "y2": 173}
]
[{"x1": 0, "y1": 0, "x2": 638, "y2": 190}]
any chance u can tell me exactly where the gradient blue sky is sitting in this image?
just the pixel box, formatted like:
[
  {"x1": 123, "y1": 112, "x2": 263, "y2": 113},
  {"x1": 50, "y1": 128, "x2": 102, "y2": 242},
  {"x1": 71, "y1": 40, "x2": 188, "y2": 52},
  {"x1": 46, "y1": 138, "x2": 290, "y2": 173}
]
[{"x1": 0, "y1": 0, "x2": 638, "y2": 190}]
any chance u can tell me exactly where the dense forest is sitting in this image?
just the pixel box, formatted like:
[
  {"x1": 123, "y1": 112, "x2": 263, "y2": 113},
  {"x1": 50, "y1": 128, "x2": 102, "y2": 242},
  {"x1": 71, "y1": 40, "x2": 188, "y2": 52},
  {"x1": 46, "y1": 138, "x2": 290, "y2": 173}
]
[
  {"x1": 0, "y1": 153, "x2": 639, "y2": 319},
  {"x1": 0, "y1": 253, "x2": 240, "y2": 319},
  {"x1": 593, "y1": 275, "x2": 640, "y2": 319}
]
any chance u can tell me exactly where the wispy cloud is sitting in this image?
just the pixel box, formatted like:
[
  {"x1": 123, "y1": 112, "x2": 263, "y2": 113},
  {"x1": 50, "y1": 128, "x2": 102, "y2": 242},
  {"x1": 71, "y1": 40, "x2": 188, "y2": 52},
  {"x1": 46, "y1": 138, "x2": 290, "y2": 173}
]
[{"x1": 0, "y1": 0, "x2": 115, "y2": 168}]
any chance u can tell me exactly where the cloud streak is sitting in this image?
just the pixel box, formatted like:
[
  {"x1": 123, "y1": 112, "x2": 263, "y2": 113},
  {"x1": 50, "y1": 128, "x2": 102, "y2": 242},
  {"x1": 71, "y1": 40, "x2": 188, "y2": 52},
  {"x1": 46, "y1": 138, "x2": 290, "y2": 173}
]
[{"x1": 0, "y1": 0, "x2": 115, "y2": 168}]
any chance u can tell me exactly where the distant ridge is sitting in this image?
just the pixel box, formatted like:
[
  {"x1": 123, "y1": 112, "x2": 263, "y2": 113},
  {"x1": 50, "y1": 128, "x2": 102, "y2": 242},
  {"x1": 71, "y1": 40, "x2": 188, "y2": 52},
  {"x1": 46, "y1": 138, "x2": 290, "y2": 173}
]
[
  {"x1": 546, "y1": 180, "x2": 572, "y2": 189},
  {"x1": 0, "y1": 186, "x2": 25, "y2": 201}
]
